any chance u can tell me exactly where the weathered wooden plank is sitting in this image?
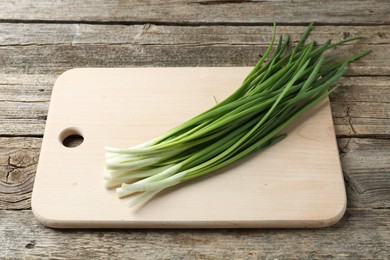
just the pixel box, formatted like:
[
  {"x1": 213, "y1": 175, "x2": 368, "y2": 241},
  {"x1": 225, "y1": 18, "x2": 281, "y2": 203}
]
[
  {"x1": 0, "y1": 105, "x2": 47, "y2": 129},
  {"x1": 0, "y1": 23, "x2": 388, "y2": 75},
  {"x1": 0, "y1": 138, "x2": 41, "y2": 210},
  {"x1": 0, "y1": 41, "x2": 387, "y2": 75},
  {"x1": 331, "y1": 77, "x2": 390, "y2": 103},
  {"x1": 1, "y1": 0, "x2": 389, "y2": 25},
  {"x1": 0, "y1": 74, "x2": 52, "y2": 136},
  {"x1": 1, "y1": 23, "x2": 389, "y2": 46},
  {"x1": 0, "y1": 137, "x2": 388, "y2": 210},
  {"x1": 330, "y1": 77, "x2": 390, "y2": 136},
  {"x1": 0, "y1": 118, "x2": 46, "y2": 137},
  {"x1": 0, "y1": 74, "x2": 54, "y2": 101},
  {"x1": 339, "y1": 138, "x2": 390, "y2": 209},
  {"x1": 0, "y1": 44, "x2": 255, "y2": 74},
  {"x1": 1, "y1": 209, "x2": 389, "y2": 259},
  {"x1": 332, "y1": 102, "x2": 390, "y2": 137}
]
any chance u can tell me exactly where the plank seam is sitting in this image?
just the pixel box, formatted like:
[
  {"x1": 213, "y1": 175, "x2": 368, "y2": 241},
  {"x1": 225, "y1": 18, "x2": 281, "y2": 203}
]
[{"x1": 0, "y1": 19, "x2": 389, "y2": 27}]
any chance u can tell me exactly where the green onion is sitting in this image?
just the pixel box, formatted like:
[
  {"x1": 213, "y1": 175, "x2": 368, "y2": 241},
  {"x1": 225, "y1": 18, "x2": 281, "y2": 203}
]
[{"x1": 104, "y1": 23, "x2": 371, "y2": 207}]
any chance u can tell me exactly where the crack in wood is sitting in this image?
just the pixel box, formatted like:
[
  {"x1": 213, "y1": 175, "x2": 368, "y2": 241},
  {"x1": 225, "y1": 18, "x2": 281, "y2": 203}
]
[
  {"x1": 8, "y1": 155, "x2": 36, "y2": 169},
  {"x1": 339, "y1": 137, "x2": 352, "y2": 160},
  {"x1": 0, "y1": 99, "x2": 50, "y2": 103},
  {"x1": 2, "y1": 153, "x2": 38, "y2": 186},
  {"x1": 134, "y1": 23, "x2": 152, "y2": 40},
  {"x1": 140, "y1": 23, "x2": 151, "y2": 37},
  {"x1": 4, "y1": 170, "x2": 10, "y2": 184},
  {"x1": 346, "y1": 106, "x2": 357, "y2": 135},
  {"x1": 0, "y1": 19, "x2": 389, "y2": 27},
  {"x1": 343, "y1": 170, "x2": 365, "y2": 195},
  {"x1": 1, "y1": 41, "x2": 271, "y2": 47},
  {"x1": 0, "y1": 43, "x2": 67, "y2": 47},
  {"x1": 0, "y1": 134, "x2": 43, "y2": 138}
]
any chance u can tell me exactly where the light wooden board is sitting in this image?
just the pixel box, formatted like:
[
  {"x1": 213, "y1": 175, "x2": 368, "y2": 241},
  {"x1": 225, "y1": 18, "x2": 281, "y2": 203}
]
[{"x1": 32, "y1": 68, "x2": 346, "y2": 228}]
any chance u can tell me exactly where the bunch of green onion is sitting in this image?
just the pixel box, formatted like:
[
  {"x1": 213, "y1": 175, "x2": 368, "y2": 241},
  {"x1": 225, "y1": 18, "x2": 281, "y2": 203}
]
[{"x1": 104, "y1": 23, "x2": 370, "y2": 207}]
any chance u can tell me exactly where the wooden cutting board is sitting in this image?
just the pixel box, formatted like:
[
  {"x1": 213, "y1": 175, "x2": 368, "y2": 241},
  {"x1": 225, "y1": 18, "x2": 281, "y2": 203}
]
[{"x1": 32, "y1": 67, "x2": 346, "y2": 228}]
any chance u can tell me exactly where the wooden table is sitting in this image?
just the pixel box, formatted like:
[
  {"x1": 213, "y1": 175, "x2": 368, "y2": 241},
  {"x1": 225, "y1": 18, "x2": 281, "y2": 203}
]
[{"x1": 1, "y1": 1, "x2": 389, "y2": 258}]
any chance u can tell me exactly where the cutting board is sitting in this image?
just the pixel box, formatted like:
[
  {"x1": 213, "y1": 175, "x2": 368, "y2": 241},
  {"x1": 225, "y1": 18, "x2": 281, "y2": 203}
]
[{"x1": 32, "y1": 67, "x2": 346, "y2": 228}]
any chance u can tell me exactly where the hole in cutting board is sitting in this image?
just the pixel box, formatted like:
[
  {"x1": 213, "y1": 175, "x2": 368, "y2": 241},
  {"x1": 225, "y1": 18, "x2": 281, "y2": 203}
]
[{"x1": 59, "y1": 128, "x2": 84, "y2": 148}]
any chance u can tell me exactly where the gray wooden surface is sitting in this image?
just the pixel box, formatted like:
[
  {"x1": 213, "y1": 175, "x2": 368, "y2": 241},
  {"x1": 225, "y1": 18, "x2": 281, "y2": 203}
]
[{"x1": 1, "y1": 1, "x2": 389, "y2": 259}]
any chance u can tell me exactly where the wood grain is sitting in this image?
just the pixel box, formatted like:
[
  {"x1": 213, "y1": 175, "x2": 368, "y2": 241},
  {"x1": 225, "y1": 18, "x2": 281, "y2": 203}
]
[
  {"x1": 1, "y1": 0, "x2": 389, "y2": 25},
  {"x1": 330, "y1": 77, "x2": 390, "y2": 137},
  {"x1": 0, "y1": 74, "x2": 52, "y2": 135},
  {"x1": 0, "y1": 138, "x2": 41, "y2": 210},
  {"x1": 3, "y1": 44, "x2": 384, "y2": 75},
  {"x1": 1, "y1": 23, "x2": 388, "y2": 46},
  {"x1": 0, "y1": 0, "x2": 389, "y2": 255},
  {"x1": 339, "y1": 138, "x2": 390, "y2": 209},
  {"x1": 1, "y1": 209, "x2": 389, "y2": 259},
  {"x1": 0, "y1": 24, "x2": 388, "y2": 75}
]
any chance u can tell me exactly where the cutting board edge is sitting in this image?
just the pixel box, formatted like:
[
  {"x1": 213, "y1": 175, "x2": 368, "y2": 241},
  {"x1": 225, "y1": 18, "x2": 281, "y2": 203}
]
[{"x1": 31, "y1": 196, "x2": 346, "y2": 229}]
